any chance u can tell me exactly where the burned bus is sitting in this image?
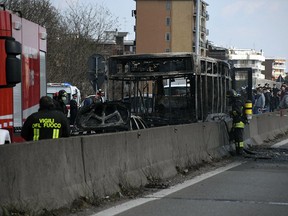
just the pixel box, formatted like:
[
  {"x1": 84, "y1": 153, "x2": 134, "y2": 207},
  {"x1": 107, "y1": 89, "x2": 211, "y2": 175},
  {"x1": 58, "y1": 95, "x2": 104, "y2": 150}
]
[{"x1": 107, "y1": 52, "x2": 231, "y2": 126}]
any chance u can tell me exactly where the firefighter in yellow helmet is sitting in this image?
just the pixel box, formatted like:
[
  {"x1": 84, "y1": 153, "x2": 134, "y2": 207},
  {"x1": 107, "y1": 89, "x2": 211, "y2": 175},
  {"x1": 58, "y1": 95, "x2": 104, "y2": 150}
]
[{"x1": 226, "y1": 89, "x2": 248, "y2": 155}]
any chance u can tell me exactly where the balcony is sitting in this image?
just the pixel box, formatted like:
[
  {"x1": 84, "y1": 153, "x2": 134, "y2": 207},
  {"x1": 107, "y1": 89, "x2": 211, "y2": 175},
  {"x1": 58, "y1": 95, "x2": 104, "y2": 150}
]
[
  {"x1": 232, "y1": 63, "x2": 265, "y2": 71},
  {"x1": 200, "y1": 25, "x2": 206, "y2": 33},
  {"x1": 193, "y1": 9, "x2": 209, "y2": 20},
  {"x1": 229, "y1": 54, "x2": 265, "y2": 62},
  {"x1": 200, "y1": 41, "x2": 207, "y2": 48},
  {"x1": 201, "y1": 10, "x2": 209, "y2": 19},
  {"x1": 272, "y1": 64, "x2": 286, "y2": 70}
]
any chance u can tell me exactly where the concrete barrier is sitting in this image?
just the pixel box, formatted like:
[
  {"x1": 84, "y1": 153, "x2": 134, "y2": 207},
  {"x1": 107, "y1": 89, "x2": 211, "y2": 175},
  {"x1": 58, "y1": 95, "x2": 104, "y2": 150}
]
[
  {"x1": 0, "y1": 136, "x2": 85, "y2": 209},
  {"x1": 1, "y1": 111, "x2": 288, "y2": 211},
  {"x1": 81, "y1": 122, "x2": 229, "y2": 199},
  {"x1": 245, "y1": 110, "x2": 288, "y2": 146}
]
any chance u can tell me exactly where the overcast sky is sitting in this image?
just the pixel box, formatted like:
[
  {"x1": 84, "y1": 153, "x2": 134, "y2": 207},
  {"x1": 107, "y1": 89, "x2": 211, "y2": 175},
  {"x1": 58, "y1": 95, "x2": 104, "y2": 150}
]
[{"x1": 52, "y1": 0, "x2": 288, "y2": 68}]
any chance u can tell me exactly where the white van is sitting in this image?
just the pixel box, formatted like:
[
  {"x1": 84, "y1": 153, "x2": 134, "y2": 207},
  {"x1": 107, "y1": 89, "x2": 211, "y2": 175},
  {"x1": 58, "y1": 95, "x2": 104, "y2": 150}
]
[{"x1": 47, "y1": 83, "x2": 81, "y2": 117}]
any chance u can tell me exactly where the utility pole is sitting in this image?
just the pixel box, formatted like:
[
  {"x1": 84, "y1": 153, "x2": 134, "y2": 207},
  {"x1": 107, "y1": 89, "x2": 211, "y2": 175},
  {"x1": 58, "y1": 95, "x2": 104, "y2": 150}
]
[
  {"x1": 195, "y1": 0, "x2": 200, "y2": 57},
  {"x1": 95, "y1": 56, "x2": 98, "y2": 92},
  {"x1": 88, "y1": 54, "x2": 105, "y2": 93},
  {"x1": 194, "y1": 0, "x2": 201, "y2": 120}
]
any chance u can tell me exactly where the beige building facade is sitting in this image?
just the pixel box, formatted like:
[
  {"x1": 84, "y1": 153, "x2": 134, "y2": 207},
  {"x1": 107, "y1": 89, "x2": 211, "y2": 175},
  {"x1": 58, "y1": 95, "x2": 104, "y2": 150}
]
[
  {"x1": 135, "y1": 0, "x2": 208, "y2": 56},
  {"x1": 264, "y1": 58, "x2": 286, "y2": 81}
]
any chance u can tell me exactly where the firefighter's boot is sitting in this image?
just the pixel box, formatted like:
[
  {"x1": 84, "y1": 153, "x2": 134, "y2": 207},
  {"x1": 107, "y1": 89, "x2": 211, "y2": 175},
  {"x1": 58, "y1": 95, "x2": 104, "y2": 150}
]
[
  {"x1": 239, "y1": 141, "x2": 244, "y2": 155},
  {"x1": 236, "y1": 143, "x2": 243, "y2": 155}
]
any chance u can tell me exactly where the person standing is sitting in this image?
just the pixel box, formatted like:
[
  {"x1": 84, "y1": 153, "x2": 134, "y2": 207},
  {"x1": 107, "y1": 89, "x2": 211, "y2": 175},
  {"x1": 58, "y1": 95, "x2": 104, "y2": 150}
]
[
  {"x1": 83, "y1": 94, "x2": 93, "y2": 107},
  {"x1": 69, "y1": 93, "x2": 78, "y2": 125},
  {"x1": 278, "y1": 87, "x2": 288, "y2": 109},
  {"x1": 21, "y1": 96, "x2": 70, "y2": 141},
  {"x1": 272, "y1": 83, "x2": 280, "y2": 96},
  {"x1": 263, "y1": 87, "x2": 271, "y2": 112},
  {"x1": 53, "y1": 89, "x2": 68, "y2": 116},
  {"x1": 272, "y1": 84, "x2": 280, "y2": 108},
  {"x1": 270, "y1": 91, "x2": 278, "y2": 112},
  {"x1": 253, "y1": 87, "x2": 265, "y2": 114},
  {"x1": 226, "y1": 89, "x2": 247, "y2": 155},
  {"x1": 94, "y1": 89, "x2": 104, "y2": 104}
]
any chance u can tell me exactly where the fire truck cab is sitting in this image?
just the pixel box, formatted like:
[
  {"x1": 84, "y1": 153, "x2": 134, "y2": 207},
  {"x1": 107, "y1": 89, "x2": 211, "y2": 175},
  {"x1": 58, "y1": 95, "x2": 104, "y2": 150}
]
[{"x1": 0, "y1": 8, "x2": 47, "y2": 143}]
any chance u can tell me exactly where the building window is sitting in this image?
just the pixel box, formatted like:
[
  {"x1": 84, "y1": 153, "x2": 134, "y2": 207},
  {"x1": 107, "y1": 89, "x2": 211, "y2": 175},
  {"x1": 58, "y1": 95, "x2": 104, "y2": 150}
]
[
  {"x1": 165, "y1": 32, "x2": 170, "y2": 41},
  {"x1": 165, "y1": 48, "x2": 170, "y2": 52},
  {"x1": 166, "y1": 0, "x2": 171, "y2": 10},
  {"x1": 166, "y1": 17, "x2": 171, "y2": 26}
]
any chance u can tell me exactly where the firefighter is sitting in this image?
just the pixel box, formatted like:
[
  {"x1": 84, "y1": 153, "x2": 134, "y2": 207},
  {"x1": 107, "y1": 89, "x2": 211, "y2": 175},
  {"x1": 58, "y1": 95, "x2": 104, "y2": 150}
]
[
  {"x1": 53, "y1": 89, "x2": 68, "y2": 116},
  {"x1": 226, "y1": 89, "x2": 248, "y2": 155},
  {"x1": 21, "y1": 96, "x2": 70, "y2": 141}
]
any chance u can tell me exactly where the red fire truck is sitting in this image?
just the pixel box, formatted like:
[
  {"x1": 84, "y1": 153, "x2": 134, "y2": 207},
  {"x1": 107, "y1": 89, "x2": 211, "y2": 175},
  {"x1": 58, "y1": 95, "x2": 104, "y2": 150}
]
[{"x1": 0, "y1": 8, "x2": 47, "y2": 143}]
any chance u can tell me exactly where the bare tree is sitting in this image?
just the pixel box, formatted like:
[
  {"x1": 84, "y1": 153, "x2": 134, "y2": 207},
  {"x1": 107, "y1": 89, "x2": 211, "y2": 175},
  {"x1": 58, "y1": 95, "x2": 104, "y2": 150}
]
[
  {"x1": 5, "y1": 0, "x2": 120, "y2": 97},
  {"x1": 5, "y1": 0, "x2": 65, "y2": 87},
  {"x1": 53, "y1": 1, "x2": 119, "y2": 95},
  {"x1": 5, "y1": 0, "x2": 58, "y2": 26}
]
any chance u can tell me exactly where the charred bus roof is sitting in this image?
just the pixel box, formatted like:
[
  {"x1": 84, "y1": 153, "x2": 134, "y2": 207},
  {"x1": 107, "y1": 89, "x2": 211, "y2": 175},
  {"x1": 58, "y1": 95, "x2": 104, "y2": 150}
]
[
  {"x1": 108, "y1": 52, "x2": 195, "y2": 81},
  {"x1": 108, "y1": 52, "x2": 230, "y2": 81}
]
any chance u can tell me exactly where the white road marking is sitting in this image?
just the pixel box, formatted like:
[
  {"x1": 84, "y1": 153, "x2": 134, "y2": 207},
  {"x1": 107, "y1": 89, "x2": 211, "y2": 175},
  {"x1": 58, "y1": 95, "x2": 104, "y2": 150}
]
[
  {"x1": 269, "y1": 202, "x2": 288, "y2": 206},
  {"x1": 91, "y1": 161, "x2": 243, "y2": 216},
  {"x1": 271, "y1": 139, "x2": 288, "y2": 148}
]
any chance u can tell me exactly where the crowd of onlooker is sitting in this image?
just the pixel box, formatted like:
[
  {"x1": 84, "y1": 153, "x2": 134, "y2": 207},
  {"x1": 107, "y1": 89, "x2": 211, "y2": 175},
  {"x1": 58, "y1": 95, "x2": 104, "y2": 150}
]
[{"x1": 252, "y1": 83, "x2": 288, "y2": 114}]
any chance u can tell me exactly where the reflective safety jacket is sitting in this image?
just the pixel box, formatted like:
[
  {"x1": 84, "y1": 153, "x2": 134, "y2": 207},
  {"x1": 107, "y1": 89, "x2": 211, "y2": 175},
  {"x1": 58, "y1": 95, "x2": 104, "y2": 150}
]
[
  {"x1": 21, "y1": 110, "x2": 70, "y2": 141},
  {"x1": 229, "y1": 97, "x2": 247, "y2": 129}
]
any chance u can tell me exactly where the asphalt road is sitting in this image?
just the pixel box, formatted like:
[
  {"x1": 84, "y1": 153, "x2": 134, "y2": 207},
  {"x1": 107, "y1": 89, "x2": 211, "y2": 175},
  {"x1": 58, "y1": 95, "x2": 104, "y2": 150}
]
[{"x1": 93, "y1": 143, "x2": 288, "y2": 216}]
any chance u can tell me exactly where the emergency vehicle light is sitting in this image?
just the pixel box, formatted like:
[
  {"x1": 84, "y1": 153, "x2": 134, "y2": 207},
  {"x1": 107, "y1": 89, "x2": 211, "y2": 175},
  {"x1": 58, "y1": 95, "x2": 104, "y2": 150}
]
[
  {"x1": 48, "y1": 83, "x2": 61, "y2": 86},
  {"x1": 47, "y1": 82, "x2": 72, "y2": 87}
]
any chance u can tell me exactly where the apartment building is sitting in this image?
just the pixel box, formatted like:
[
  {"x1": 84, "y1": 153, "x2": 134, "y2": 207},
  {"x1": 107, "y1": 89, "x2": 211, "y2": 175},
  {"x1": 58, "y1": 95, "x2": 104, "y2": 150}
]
[
  {"x1": 100, "y1": 31, "x2": 129, "y2": 56},
  {"x1": 207, "y1": 45, "x2": 266, "y2": 78},
  {"x1": 228, "y1": 48, "x2": 265, "y2": 80},
  {"x1": 263, "y1": 58, "x2": 286, "y2": 81},
  {"x1": 134, "y1": 0, "x2": 209, "y2": 56}
]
